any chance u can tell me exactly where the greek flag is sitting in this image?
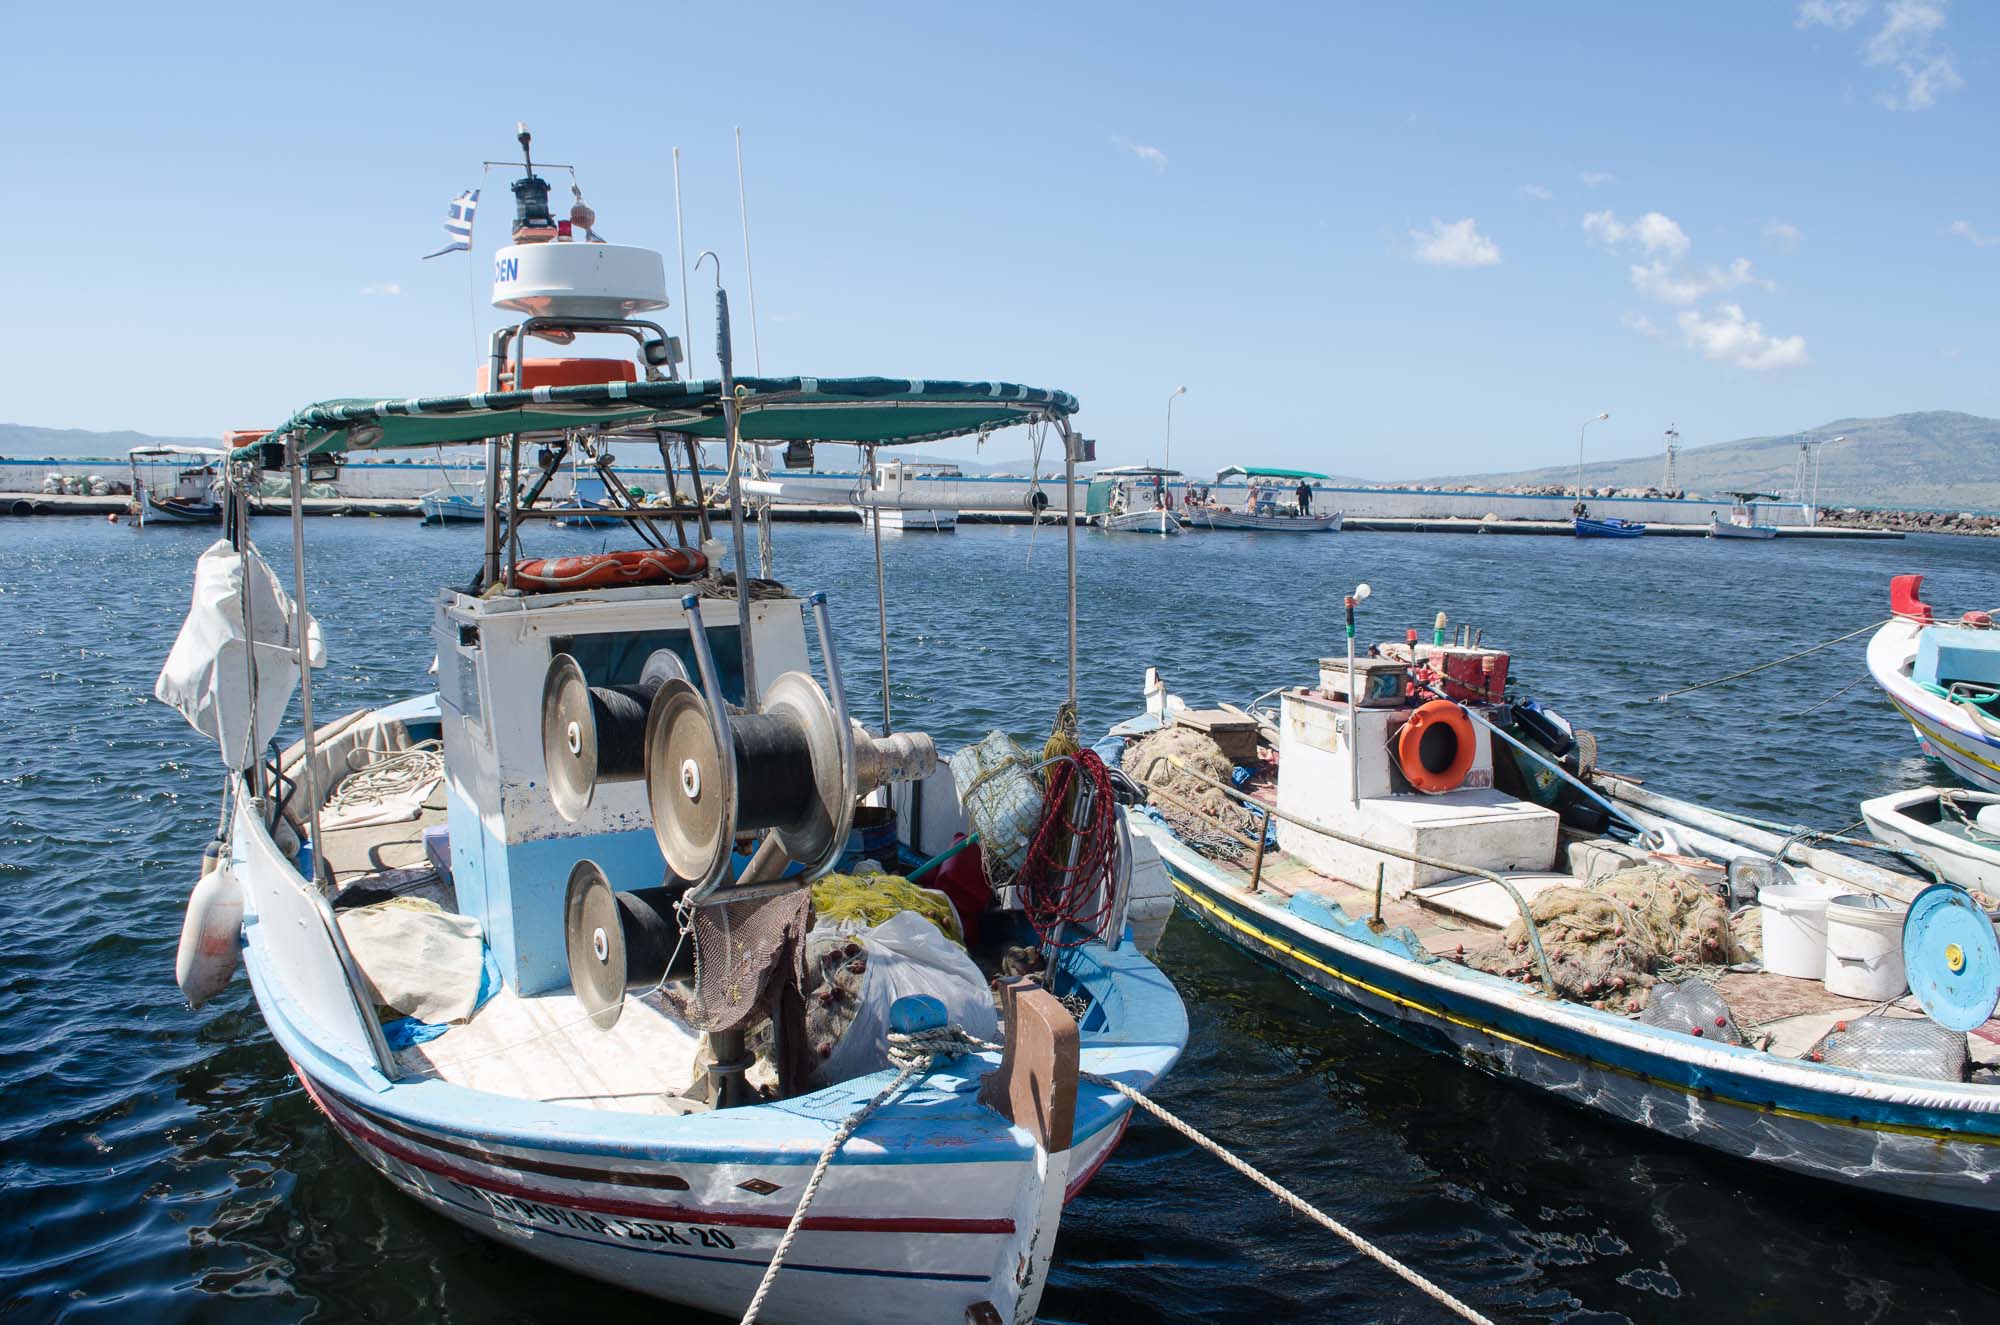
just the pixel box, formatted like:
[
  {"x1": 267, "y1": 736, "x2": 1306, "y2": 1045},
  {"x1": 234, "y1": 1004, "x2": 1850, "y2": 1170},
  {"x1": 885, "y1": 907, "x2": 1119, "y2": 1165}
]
[{"x1": 421, "y1": 189, "x2": 478, "y2": 260}]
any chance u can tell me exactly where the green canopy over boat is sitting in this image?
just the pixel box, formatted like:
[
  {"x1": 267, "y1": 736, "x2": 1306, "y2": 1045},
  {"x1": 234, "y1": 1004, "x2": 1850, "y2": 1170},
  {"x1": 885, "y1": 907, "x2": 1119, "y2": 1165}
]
[
  {"x1": 234, "y1": 376, "x2": 1079, "y2": 458},
  {"x1": 1214, "y1": 465, "x2": 1332, "y2": 481}
]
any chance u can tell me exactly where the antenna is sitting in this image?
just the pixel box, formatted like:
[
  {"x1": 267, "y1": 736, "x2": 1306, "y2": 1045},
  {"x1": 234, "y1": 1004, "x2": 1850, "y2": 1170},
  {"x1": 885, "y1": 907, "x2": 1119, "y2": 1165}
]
[
  {"x1": 1662, "y1": 423, "x2": 1680, "y2": 492},
  {"x1": 734, "y1": 127, "x2": 763, "y2": 376},
  {"x1": 673, "y1": 147, "x2": 693, "y2": 380}
]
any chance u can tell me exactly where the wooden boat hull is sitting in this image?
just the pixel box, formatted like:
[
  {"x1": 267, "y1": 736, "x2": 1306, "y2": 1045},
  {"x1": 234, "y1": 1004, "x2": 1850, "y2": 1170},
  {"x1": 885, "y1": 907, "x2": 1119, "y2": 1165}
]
[
  {"x1": 1123, "y1": 769, "x2": 2000, "y2": 1211},
  {"x1": 419, "y1": 492, "x2": 483, "y2": 524},
  {"x1": 145, "y1": 493, "x2": 224, "y2": 524},
  {"x1": 864, "y1": 506, "x2": 957, "y2": 533},
  {"x1": 1861, "y1": 786, "x2": 2000, "y2": 894},
  {"x1": 1096, "y1": 510, "x2": 1182, "y2": 536},
  {"x1": 1193, "y1": 509, "x2": 1341, "y2": 532},
  {"x1": 1709, "y1": 520, "x2": 1776, "y2": 540},
  {"x1": 1868, "y1": 617, "x2": 2000, "y2": 793},
  {"x1": 229, "y1": 762, "x2": 1186, "y2": 1322},
  {"x1": 1573, "y1": 517, "x2": 1645, "y2": 539}
]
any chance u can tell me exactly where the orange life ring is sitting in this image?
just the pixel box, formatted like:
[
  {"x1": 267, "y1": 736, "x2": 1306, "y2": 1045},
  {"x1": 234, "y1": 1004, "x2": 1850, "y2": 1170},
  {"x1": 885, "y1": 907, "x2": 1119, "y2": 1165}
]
[
  {"x1": 512, "y1": 547, "x2": 708, "y2": 592},
  {"x1": 1396, "y1": 700, "x2": 1476, "y2": 794}
]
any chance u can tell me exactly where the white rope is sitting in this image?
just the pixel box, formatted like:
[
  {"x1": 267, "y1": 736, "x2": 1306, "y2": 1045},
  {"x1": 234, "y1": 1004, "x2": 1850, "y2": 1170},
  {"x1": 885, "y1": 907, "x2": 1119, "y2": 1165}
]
[
  {"x1": 1077, "y1": 1068, "x2": 1498, "y2": 1325},
  {"x1": 737, "y1": 1028, "x2": 978, "y2": 1324},
  {"x1": 326, "y1": 740, "x2": 444, "y2": 811},
  {"x1": 738, "y1": 1023, "x2": 1494, "y2": 1325}
]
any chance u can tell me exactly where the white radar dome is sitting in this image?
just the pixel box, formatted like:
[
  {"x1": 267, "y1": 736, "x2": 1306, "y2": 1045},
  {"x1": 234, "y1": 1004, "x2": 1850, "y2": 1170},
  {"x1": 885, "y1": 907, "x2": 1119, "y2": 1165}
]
[{"x1": 491, "y1": 243, "x2": 669, "y2": 319}]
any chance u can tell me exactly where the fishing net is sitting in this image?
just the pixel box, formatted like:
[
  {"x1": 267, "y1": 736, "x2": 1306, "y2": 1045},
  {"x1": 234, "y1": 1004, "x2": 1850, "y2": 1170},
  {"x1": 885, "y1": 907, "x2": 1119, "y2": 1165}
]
[
  {"x1": 1465, "y1": 864, "x2": 1738, "y2": 1011},
  {"x1": 810, "y1": 872, "x2": 963, "y2": 943},
  {"x1": 1124, "y1": 726, "x2": 1261, "y2": 858},
  {"x1": 1807, "y1": 1015, "x2": 1970, "y2": 1082},
  {"x1": 662, "y1": 888, "x2": 816, "y2": 1094}
]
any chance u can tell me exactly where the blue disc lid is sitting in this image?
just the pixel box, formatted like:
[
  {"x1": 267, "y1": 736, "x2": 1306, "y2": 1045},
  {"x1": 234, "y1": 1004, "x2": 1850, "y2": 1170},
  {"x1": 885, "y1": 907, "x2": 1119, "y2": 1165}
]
[{"x1": 1903, "y1": 884, "x2": 2000, "y2": 1033}]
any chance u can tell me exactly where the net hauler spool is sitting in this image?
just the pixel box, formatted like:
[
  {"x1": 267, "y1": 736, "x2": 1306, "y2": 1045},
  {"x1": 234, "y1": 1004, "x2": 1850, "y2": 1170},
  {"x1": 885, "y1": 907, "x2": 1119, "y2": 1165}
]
[
  {"x1": 647, "y1": 596, "x2": 938, "y2": 895},
  {"x1": 563, "y1": 860, "x2": 693, "y2": 1029},
  {"x1": 541, "y1": 650, "x2": 689, "y2": 822}
]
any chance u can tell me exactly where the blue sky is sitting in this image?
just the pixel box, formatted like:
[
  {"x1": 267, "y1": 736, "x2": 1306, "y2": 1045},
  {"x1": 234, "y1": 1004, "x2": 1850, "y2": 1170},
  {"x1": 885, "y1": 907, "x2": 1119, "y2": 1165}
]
[{"x1": 4, "y1": 1, "x2": 1995, "y2": 477}]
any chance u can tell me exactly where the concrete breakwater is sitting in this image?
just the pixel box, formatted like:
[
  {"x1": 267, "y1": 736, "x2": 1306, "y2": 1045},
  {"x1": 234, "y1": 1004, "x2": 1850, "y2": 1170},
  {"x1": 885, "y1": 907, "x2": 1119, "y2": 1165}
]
[{"x1": 1817, "y1": 507, "x2": 2000, "y2": 537}]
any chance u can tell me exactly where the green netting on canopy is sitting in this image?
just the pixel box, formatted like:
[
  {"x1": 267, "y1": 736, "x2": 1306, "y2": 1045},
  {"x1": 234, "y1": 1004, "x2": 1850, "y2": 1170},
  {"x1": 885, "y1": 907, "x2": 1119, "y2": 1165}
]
[
  {"x1": 1214, "y1": 465, "x2": 1332, "y2": 481},
  {"x1": 238, "y1": 376, "x2": 1079, "y2": 458}
]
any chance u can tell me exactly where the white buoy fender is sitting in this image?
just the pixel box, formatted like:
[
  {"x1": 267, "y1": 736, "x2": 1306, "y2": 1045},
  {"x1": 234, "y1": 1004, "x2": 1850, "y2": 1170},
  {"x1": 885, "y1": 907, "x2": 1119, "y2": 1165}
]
[{"x1": 176, "y1": 841, "x2": 243, "y2": 1008}]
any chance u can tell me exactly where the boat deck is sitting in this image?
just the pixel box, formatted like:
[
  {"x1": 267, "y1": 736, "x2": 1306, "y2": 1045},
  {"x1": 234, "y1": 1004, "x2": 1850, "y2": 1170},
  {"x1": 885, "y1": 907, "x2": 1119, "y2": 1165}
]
[
  {"x1": 317, "y1": 762, "x2": 708, "y2": 1115},
  {"x1": 1200, "y1": 845, "x2": 2000, "y2": 1075}
]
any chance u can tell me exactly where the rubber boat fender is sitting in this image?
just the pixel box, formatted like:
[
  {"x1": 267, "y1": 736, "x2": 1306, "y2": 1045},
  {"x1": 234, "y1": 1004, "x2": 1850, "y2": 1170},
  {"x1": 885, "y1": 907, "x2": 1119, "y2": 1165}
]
[
  {"x1": 1396, "y1": 700, "x2": 1476, "y2": 794},
  {"x1": 176, "y1": 840, "x2": 243, "y2": 1009},
  {"x1": 513, "y1": 547, "x2": 708, "y2": 592}
]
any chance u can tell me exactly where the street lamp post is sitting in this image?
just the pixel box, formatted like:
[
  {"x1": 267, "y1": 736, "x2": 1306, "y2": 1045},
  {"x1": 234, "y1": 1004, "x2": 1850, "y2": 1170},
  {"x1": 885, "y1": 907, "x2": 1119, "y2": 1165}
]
[
  {"x1": 1165, "y1": 385, "x2": 1187, "y2": 471},
  {"x1": 1574, "y1": 411, "x2": 1610, "y2": 514}
]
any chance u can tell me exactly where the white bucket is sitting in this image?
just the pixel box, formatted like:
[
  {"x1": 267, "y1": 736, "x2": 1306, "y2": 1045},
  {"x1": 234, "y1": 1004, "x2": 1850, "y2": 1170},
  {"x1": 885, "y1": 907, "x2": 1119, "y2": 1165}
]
[
  {"x1": 1759, "y1": 882, "x2": 1842, "y2": 979},
  {"x1": 1823, "y1": 894, "x2": 1909, "y2": 1001}
]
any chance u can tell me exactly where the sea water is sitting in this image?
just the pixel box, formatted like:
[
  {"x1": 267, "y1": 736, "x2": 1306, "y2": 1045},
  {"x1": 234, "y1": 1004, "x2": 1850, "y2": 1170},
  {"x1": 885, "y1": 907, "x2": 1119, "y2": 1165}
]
[{"x1": 3, "y1": 515, "x2": 1998, "y2": 1323}]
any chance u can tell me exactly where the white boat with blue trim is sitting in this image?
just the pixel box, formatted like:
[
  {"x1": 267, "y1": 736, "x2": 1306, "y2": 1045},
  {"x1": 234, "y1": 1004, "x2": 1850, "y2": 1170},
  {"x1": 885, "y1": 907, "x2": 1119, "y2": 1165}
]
[
  {"x1": 1088, "y1": 465, "x2": 1183, "y2": 535},
  {"x1": 1870, "y1": 574, "x2": 2000, "y2": 794},
  {"x1": 1111, "y1": 614, "x2": 2000, "y2": 1211},
  {"x1": 152, "y1": 131, "x2": 1185, "y2": 1325}
]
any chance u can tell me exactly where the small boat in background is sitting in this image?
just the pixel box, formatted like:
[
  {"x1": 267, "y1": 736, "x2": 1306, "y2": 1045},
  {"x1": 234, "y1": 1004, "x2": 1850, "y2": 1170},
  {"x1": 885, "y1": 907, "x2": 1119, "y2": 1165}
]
[
  {"x1": 1573, "y1": 512, "x2": 1645, "y2": 539},
  {"x1": 419, "y1": 490, "x2": 482, "y2": 524},
  {"x1": 1193, "y1": 466, "x2": 1341, "y2": 532},
  {"x1": 1709, "y1": 492, "x2": 1779, "y2": 540},
  {"x1": 1089, "y1": 465, "x2": 1183, "y2": 535},
  {"x1": 1861, "y1": 786, "x2": 2000, "y2": 895},
  {"x1": 860, "y1": 457, "x2": 960, "y2": 533},
  {"x1": 130, "y1": 445, "x2": 226, "y2": 524},
  {"x1": 1869, "y1": 574, "x2": 2000, "y2": 792}
]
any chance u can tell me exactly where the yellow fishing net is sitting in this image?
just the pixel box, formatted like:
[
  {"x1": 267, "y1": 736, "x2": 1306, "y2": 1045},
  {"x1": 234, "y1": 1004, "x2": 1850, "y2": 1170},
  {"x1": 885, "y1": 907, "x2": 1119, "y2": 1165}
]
[{"x1": 810, "y1": 873, "x2": 963, "y2": 945}]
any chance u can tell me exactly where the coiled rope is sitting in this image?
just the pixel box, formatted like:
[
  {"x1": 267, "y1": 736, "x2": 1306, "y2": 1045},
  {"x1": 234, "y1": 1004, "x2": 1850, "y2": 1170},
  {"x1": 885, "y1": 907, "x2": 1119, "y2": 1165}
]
[
  {"x1": 736, "y1": 1026, "x2": 1497, "y2": 1325},
  {"x1": 325, "y1": 740, "x2": 444, "y2": 811}
]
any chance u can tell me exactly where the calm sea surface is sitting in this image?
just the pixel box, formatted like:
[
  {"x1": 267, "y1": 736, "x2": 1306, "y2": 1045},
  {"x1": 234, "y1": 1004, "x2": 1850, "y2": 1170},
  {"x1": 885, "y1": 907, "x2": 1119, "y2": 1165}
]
[{"x1": 4, "y1": 514, "x2": 1997, "y2": 1323}]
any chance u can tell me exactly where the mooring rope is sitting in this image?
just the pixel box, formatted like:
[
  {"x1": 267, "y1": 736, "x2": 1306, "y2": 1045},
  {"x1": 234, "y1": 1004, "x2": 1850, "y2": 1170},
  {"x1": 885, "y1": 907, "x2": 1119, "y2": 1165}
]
[
  {"x1": 1649, "y1": 619, "x2": 1888, "y2": 702},
  {"x1": 737, "y1": 1026, "x2": 1497, "y2": 1325}
]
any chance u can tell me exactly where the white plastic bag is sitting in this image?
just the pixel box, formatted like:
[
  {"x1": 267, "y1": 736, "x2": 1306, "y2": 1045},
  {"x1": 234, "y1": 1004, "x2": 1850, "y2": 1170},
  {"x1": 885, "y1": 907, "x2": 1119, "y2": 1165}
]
[{"x1": 818, "y1": 910, "x2": 1000, "y2": 1085}]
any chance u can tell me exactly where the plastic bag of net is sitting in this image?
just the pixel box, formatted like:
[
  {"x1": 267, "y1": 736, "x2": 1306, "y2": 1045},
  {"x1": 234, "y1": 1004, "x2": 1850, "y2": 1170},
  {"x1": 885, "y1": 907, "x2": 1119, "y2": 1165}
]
[{"x1": 808, "y1": 910, "x2": 1000, "y2": 1087}]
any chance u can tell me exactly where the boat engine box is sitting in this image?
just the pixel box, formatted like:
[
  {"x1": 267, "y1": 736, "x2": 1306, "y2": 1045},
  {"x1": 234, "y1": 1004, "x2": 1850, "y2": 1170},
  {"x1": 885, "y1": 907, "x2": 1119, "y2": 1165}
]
[
  {"x1": 1273, "y1": 686, "x2": 1558, "y2": 894},
  {"x1": 1172, "y1": 709, "x2": 1264, "y2": 764},
  {"x1": 1415, "y1": 644, "x2": 1509, "y2": 706},
  {"x1": 1317, "y1": 656, "x2": 1409, "y2": 707},
  {"x1": 1915, "y1": 625, "x2": 2000, "y2": 691}
]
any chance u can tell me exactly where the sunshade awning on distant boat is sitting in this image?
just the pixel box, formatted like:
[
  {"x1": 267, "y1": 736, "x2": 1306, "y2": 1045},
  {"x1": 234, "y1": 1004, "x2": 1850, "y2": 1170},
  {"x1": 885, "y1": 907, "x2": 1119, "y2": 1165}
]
[
  {"x1": 1214, "y1": 465, "x2": 1331, "y2": 481},
  {"x1": 234, "y1": 376, "x2": 1079, "y2": 458}
]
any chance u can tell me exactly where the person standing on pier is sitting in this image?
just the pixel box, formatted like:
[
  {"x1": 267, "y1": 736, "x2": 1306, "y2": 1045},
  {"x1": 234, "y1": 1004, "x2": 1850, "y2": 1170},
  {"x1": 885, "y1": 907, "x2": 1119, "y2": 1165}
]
[{"x1": 1297, "y1": 479, "x2": 1314, "y2": 517}]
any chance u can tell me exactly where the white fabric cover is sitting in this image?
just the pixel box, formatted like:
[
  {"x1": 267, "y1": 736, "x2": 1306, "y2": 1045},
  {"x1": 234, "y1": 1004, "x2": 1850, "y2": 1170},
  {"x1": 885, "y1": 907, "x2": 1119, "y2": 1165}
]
[
  {"x1": 337, "y1": 898, "x2": 486, "y2": 1024},
  {"x1": 155, "y1": 540, "x2": 323, "y2": 771}
]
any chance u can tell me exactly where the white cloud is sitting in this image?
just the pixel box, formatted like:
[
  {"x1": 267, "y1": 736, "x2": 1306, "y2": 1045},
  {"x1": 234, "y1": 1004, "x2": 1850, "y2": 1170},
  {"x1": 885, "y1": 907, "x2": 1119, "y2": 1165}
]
[
  {"x1": 1797, "y1": 0, "x2": 1868, "y2": 29},
  {"x1": 1765, "y1": 218, "x2": 1804, "y2": 247},
  {"x1": 1801, "y1": 0, "x2": 1961, "y2": 109},
  {"x1": 1621, "y1": 311, "x2": 1664, "y2": 338},
  {"x1": 360, "y1": 282, "x2": 402, "y2": 296},
  {"x1": 1630, "y1": 256, "x2": 1773, "y2": 306},
  {"x1": 1111, "y1": 136, "x2": 1168, "y2": 173},
  {"x1": 1583, "y1": 209, "x2": 1690, "y2": 257},
  {"x1": 1410, "y1": 217, "x2": 1501, "y2": 268},
  {"x1": 1951, "y1": 220, "x2": 2000, "y2": 247},
  {"x1": 1677, "y1": 304, "x2": 1809, "y2": 370},
  {"x1": 1519, "y1": 183, "x2": 1552, "y2": 201},
  {"x1": 1578, "y1": 170, "x2": 1616, "y2": 186}
]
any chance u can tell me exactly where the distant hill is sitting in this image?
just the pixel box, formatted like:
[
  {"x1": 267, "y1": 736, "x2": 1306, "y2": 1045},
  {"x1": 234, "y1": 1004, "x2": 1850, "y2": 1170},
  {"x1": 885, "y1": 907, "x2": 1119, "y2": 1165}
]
[
  {"x1": 1417, "y1": 411, "x2": 2000, "y2": 510},
  {"x1": 0, "y1": 422, "x2": 211, "y2": 459}
]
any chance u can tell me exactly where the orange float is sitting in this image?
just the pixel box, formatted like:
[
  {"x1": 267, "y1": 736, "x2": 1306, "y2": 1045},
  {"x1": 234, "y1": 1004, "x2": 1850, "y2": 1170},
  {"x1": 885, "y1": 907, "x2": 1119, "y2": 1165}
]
[
  {"x1": 512, "y1": 547, "x2": 706, "y2": 592},
  {"x1": 1396, "y1": 700, "x2": 1476, "y2": 794}
]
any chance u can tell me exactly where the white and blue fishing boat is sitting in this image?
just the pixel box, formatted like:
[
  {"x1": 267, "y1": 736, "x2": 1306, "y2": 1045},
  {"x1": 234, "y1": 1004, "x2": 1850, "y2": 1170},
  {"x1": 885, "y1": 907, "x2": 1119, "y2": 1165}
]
[
  {"x1": 1707, "y1": 491, "x2": 1780, "y2": 540},
  {"x1": 1087, "y1": 465, "x2": 1183, "y2": 536},
  {"x1": 130, "y1": 444, "x2": 226, "y2": 524},
  {"x1": 1870, "y1": 574, "x2": 2000, "y2": 794},
  {"x1": 153, "y1": 131, "x2": 1185, "y2": 1324},
  {"x1": 1572, "y1": 511, "x2": 1645, "y2": 539},
  {"x1": 1110, "y1": 609, "x2": 2000, "y2": 1211},
  {"x1": 1191, "y1": 466, "x2": 1341, "y2": 532}
]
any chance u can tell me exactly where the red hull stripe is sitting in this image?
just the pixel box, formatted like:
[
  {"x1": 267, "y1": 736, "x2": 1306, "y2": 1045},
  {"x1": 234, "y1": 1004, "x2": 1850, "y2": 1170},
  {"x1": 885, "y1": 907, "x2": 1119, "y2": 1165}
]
[
  {"x1": 345, "y1": 1091, "x2": 692, "y2": 1191},
  {"x1": 1064, "y1": 1114, "x2": 1130, "y2": 1201},
  {"x1": 298, "y1": 1071, "x2": 1016, "y2": 1236}
]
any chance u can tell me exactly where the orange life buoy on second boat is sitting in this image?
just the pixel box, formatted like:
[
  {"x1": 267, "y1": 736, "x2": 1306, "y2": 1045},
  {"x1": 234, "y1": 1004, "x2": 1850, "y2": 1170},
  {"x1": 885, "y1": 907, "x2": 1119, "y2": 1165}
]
[
  {"x1": 1396, "y1": 700, "x2": 1476, "y2": 794},
  {"x1": 512, "y1": 547, "x2": 708, "y2": 592}
]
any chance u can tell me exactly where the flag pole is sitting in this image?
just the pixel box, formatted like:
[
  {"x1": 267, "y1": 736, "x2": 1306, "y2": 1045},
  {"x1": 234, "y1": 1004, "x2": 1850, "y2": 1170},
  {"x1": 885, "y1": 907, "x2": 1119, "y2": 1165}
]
[{"x1": 673, "y1": 147, "x2": 693, "y2": 381}]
